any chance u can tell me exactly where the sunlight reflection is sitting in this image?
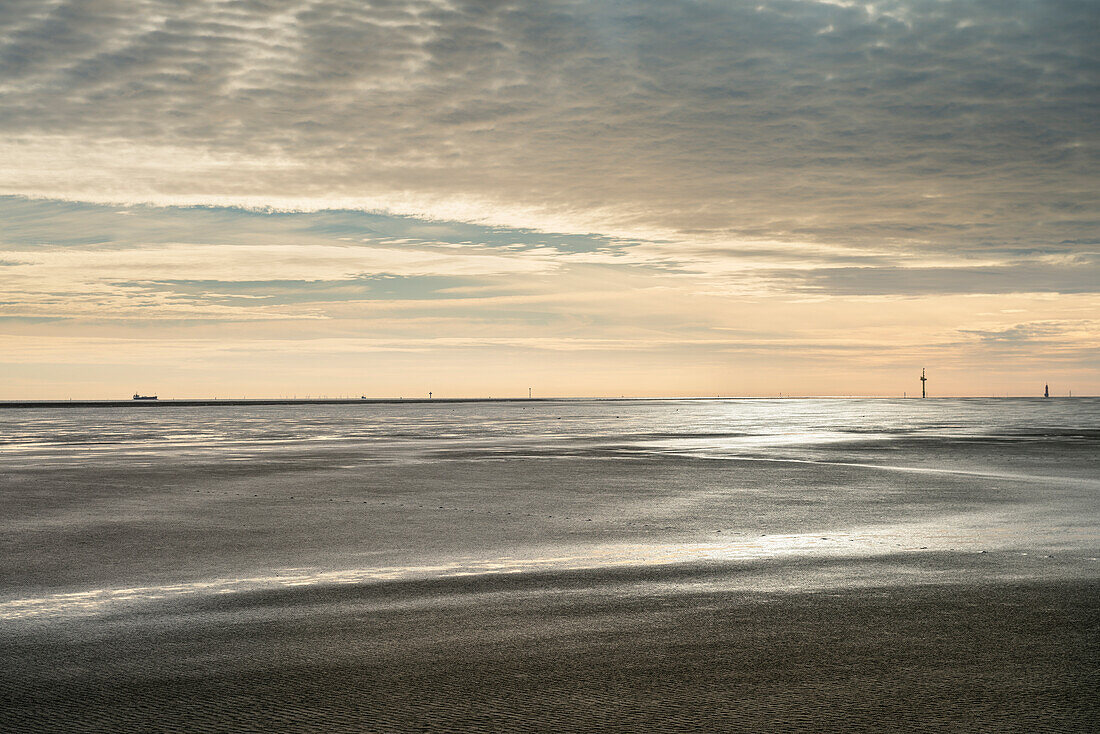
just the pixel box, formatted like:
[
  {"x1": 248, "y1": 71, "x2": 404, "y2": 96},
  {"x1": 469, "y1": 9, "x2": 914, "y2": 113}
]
[{"x1": 0, "y1": 516, "x2": 1026, "y2": 621}]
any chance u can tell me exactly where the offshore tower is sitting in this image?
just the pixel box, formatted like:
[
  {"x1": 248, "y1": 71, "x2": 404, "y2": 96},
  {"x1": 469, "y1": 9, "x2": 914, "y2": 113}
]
[{"x1": 920, "y1": 368, "x2": 927, "y2": 398}]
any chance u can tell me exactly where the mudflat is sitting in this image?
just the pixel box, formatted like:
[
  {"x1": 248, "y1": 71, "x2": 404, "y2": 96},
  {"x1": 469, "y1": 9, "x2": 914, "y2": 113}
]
[{"x1": 2, "y1": 400, "x2": 1097, "y2": 730}]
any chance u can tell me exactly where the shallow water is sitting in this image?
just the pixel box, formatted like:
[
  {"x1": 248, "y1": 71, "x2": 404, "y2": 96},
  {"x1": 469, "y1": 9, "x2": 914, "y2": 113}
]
[{"x1": 3, "y1": 396, "x2": 1098, "y2": 462}]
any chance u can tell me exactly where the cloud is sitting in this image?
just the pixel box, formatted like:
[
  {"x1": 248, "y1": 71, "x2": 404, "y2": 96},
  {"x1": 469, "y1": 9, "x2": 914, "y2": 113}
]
[
  {"x1": 0, "y1": 236, "x2": 560, "y2": 320},
  {"x1": 961, "y1": 320, "x2": 1088, "y2": 343},
  {"x1": 775, "y1": 255, "x2": 1100, "y2": 295},
  {"x1": 0, "y1": 0, "x2": 1095, "y2": 257},
  {"x1": 952, "y1": 319, "x2": 1100, "y2": 368}
]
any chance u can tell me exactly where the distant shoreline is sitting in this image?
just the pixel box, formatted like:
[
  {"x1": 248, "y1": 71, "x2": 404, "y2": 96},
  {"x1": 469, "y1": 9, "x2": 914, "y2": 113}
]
[
  {"x1": 0, "y1": 395, "x2": 1089, "y2": 408},
  {"x1": 0, "y1": 398, "x2": 561, "y2": 409}
]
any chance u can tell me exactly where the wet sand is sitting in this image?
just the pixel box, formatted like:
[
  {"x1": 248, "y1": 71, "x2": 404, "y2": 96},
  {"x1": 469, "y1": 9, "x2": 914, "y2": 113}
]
[
  {"x1": 2, "y1": 401, "x2": 1098, "y2": 730},
  {"x1": 3, "y1": 446, "x2": 1097, "y2": 594},
  {"x1": 2, "y1": 561, "x2": 1097, "y2": 732}
]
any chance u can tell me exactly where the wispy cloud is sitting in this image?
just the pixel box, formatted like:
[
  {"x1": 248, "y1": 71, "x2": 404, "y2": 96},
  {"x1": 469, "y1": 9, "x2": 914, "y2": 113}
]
[{"x1": 776, "y1": 256, "x2": 1100, "y2": 296}]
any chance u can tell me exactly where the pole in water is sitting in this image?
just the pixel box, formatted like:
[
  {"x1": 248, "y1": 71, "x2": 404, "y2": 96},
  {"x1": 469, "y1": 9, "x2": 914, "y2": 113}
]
[
  {"x1": 529, "y1": 387, "x2": 532, "y2": 399},
  {"x1": 428, "y1": 391, "x2": 432, "y2": 399},
  {"x1": 1044, "y1": 384, "x2": 1049, "y2": 398},
  {"x1": 920, "y1": 368, "x2": 927, "y2": 398}
]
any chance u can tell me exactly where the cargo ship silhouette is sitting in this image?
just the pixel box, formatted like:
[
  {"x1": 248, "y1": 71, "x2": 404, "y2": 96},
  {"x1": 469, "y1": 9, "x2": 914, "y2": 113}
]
[{"x1": 132, "y1": 393, "x2": 158, "y2": 400}]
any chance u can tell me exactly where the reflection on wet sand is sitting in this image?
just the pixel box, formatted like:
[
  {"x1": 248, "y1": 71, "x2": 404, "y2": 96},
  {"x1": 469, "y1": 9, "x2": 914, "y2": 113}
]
[
  {"x1": 4, "y1": 511, "x2": 1092, "y2": 621},
  {"x1": 1, "y1": 399, "x2": 1097, "y2": 730}
]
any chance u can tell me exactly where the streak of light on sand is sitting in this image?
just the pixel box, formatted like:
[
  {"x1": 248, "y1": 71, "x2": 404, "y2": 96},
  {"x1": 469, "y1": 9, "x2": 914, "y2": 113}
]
[{"x1": 0, "y1": 514, "x2": 1029, "y2": 621}]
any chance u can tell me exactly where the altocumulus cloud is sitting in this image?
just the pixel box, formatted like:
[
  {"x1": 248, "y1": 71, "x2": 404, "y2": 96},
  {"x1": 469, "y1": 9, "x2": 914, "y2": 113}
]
[{"x1": 0, "y1": 1, "x2": 1096, "y2": 254}]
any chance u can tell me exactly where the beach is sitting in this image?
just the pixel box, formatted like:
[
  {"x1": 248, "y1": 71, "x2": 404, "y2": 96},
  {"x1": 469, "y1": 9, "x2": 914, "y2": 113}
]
[{"x1": 1, "y1": 399, "x2": 1098, "y2": 730}]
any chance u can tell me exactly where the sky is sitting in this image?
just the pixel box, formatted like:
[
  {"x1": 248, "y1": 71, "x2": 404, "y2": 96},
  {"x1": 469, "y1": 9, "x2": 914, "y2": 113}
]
[{"x1": 1, "y1": 0, "x2": 1097, "y2": 398}]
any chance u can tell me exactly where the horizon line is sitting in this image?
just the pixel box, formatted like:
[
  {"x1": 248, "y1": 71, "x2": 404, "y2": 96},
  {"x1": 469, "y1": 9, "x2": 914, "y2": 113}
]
[{"x1": 0, "y1": 394, "x2": 1090, "y2": 409}]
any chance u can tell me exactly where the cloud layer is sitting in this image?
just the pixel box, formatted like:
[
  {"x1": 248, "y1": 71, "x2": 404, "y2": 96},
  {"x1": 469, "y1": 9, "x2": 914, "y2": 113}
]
[
  {"x1": 1, "y1": 2, "x2": 1097, "y2": 395},
  {"x1": 1, "y1": 1, "x2": 1096, "y2": 249}
]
